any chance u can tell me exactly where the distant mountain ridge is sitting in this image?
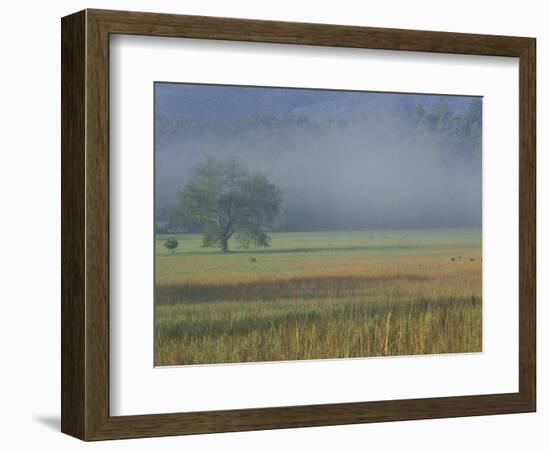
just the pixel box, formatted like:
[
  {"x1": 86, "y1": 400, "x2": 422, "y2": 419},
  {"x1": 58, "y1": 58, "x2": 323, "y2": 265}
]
[
  {"x1": 155, "y1": 83, "x2": 478, "y2": 150},
  {"x1": 155, "y1": 83, "x2": 343, "y2": 122}
]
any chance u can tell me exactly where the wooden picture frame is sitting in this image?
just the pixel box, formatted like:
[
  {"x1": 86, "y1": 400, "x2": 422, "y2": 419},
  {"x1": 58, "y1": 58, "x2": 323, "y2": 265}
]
[{"x1": 61, "y1": 9, "x2": 536, "y2": 441}]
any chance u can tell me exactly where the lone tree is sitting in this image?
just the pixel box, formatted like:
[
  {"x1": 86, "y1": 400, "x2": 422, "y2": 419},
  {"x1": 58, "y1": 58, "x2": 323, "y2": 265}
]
[
  {"x1": 177, "y1": 158, "x2": 283, "y2": 252},
  {"x1": 164, "y1": 237, "x2": 179, "y2": 254}
]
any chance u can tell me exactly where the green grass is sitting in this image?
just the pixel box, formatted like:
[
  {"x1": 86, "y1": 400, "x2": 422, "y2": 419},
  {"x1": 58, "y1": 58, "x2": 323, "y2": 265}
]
[{"x1": 154, "y1": 229, "x2": 482, "y2": 366}]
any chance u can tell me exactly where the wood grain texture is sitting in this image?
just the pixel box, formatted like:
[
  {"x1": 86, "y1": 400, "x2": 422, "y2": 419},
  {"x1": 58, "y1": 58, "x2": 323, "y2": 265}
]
[
  {"x1": 89, "y1": 8, "x2": 532, "y2": 56},
  {"x1": 61, "y1": 10, "x2": 86, "y2": 439},
  {"x1": 518, "y1": 39, "x2": 536, "y2": 409},
  {"x1": 61, "y1": 8, "x2": 537, "y2": 441}
]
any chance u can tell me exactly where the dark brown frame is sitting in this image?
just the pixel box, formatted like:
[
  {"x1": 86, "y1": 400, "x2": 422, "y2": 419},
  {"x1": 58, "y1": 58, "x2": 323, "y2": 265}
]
[{"x1": 61, "y1": 9, "x2": 536, "y2": 441}]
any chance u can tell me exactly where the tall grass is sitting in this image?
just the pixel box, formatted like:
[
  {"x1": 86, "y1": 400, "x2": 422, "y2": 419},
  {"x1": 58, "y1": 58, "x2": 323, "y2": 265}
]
[
  {"x1": 155, "y1": 294, "x2": 481, "y2": 365},
  {"x1": 154, "y1": 230, "x2": 482, "y2": 366}
]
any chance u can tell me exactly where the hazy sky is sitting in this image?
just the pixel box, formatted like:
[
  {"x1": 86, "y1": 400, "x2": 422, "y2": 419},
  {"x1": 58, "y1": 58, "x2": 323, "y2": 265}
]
[{"x1": 155, "y1": 83, "x2": 482, "y2": 231}]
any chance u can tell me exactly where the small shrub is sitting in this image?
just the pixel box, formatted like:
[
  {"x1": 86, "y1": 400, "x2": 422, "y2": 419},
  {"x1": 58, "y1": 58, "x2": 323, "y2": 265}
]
[{"x1": 164, "y1": 237, "x2": 179, "y2": 254}]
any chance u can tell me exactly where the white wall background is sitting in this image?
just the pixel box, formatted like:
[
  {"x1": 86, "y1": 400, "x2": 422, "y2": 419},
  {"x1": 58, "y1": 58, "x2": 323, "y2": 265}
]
[{"x1": 0, "y1": 1, "x2": 546, "y2": 448}]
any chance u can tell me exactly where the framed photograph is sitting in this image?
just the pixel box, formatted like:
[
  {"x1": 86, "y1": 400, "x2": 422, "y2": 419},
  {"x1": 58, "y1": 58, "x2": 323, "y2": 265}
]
[{"x1": 61, "y1": 9, "x2": 536, "y2": 440}]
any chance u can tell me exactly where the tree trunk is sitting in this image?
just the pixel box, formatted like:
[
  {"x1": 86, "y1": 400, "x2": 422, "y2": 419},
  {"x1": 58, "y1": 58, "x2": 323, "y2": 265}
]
[{"x1": 220, "y1": 237, "x2": 229, "y2": 253}]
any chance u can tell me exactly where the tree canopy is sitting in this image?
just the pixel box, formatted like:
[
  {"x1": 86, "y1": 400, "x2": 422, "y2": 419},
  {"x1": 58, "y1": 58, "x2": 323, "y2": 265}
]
[
  {"x1": 408, "y1": 98, "x2": 482, "y2": 163},
  {"x1": 176, "y1": 158, "x2": 283, "y2": 252},
  {"x1": 164, "y1": 237, "x2": 179, "y2": 254}
]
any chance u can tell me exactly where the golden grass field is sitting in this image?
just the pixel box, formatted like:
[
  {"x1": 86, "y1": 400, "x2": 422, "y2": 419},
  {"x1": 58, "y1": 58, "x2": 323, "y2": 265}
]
[{"x1": 154, "y1": 229, "x2": 482, "y2": 366}]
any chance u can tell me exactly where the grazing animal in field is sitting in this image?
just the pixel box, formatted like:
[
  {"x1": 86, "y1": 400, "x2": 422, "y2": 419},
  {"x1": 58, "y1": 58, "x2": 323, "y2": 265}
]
[
  {"x1": 250, "y1": 257, "x2": 257, "y2": 263},
  {"x1": 469, "y1": 258, "x2": 475, "y2": 261},
  {"x1": 451, "y1": 258, "x2": 456, "y2": 261}
]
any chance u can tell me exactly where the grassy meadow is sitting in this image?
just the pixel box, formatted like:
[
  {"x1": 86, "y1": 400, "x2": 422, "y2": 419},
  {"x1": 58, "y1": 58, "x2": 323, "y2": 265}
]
[{"x1": 155, "y1": 229, "x2": 482, "y2": 366}]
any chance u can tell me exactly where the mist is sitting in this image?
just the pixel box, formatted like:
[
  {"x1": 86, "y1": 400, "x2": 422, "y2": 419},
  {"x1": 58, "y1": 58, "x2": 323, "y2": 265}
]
[{"x1": 155, "y1": 83, "x2": 482, "y2": 231}]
